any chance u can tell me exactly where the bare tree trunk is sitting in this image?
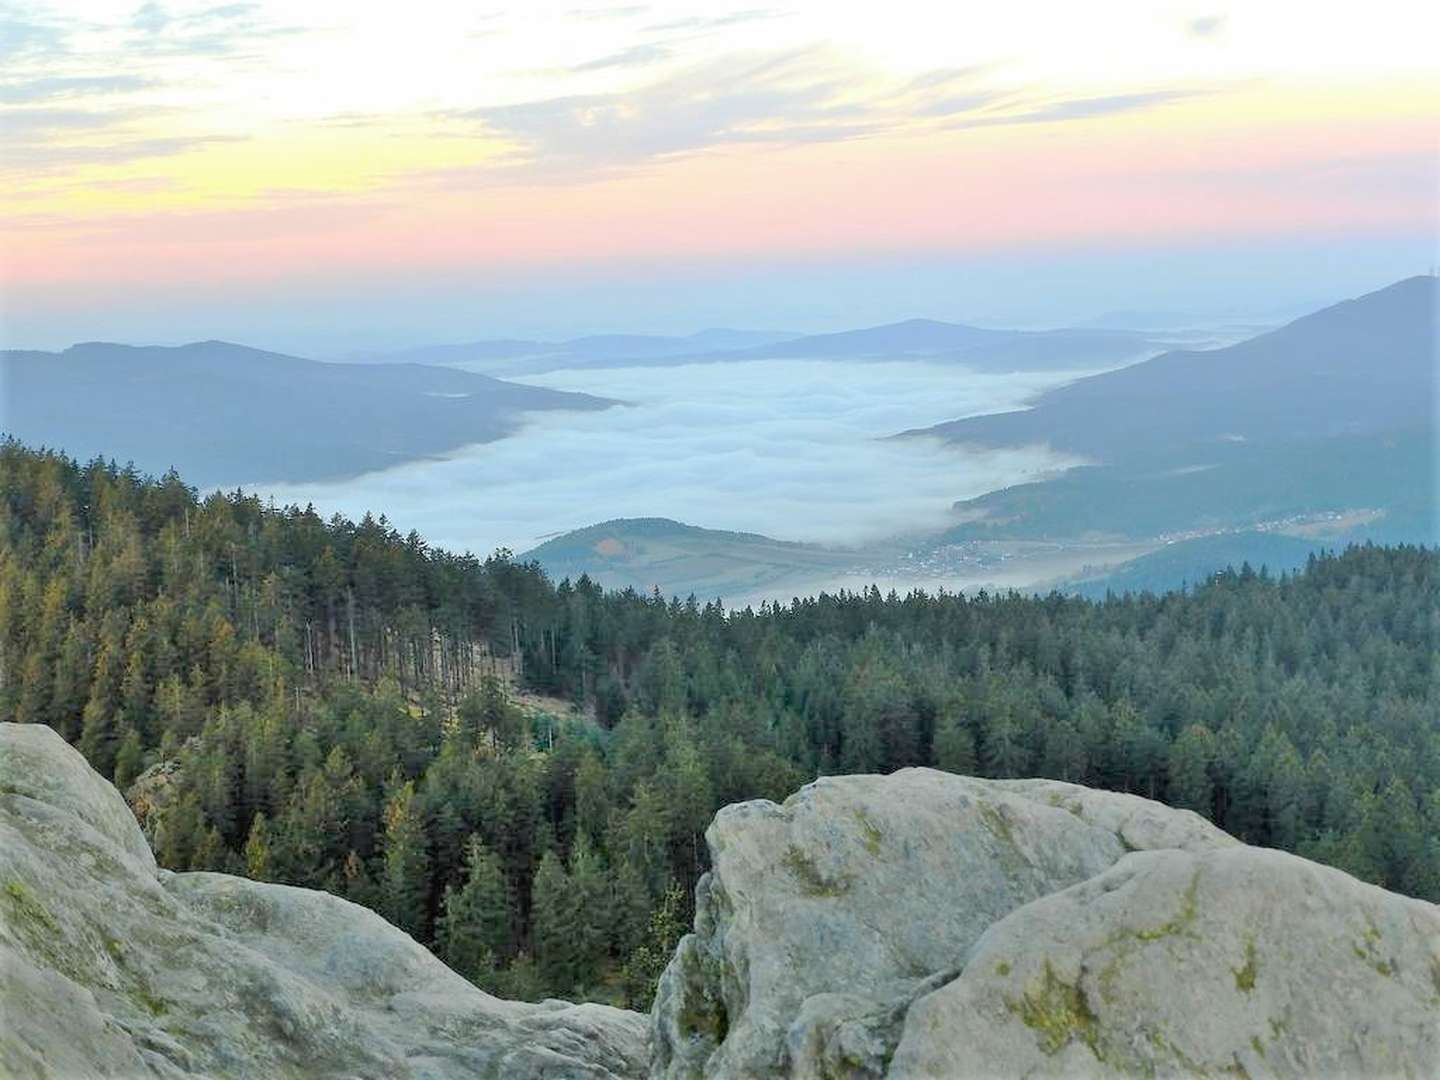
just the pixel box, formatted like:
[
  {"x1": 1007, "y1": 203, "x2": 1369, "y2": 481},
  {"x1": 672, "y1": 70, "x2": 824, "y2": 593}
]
[{"x1": 346, "y1": 587, "x2": 358, "y2": 681}]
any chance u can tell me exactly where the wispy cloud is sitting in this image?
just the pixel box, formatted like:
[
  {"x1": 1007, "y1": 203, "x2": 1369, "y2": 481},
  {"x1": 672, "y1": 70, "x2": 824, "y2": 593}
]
[
  {"x1": 645, "y1": 9, "x2": 781, "y2": 33},
  {"x1": 455, "y1": 48, "x2": 865, "y2": 173},
  {"x1": 0, "y1": 101, "x2": 240, "y2": 177},
  {"x1": 1187, "y1": 14, "x2": 1226, "y2": 38},
  {"x1": 949, "y1": 90, "x2": 1198, "y2": 129},
  {"x1": 570, "y1": 42, "x2": 672, "y2": 72},
  {"x1": 567, "y1": 4, "x2": 650, "y2": 20},
  {"x1": 126, "y1": 0, "x2": 302, "y2": 57},
  {"x1": 441, "y1": 48, "x2": 1192, "y2": 181},
  {"x1": 0, "y1": 74, "x2": 155, "y2": 104},
  {"x1": 0, "y1": 3, "x2": 69, "y2": 60}
]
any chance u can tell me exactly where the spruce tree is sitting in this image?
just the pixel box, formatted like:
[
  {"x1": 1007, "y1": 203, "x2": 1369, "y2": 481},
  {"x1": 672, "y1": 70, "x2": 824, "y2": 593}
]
[
  {"x1": 244, "y1": 812, "x2": 272, "y2": 880},
  {"x1": 531, "y1": 850, "x2": 579, "y2": 993},
  {"x1": 380, "y1": 779, "x2": 431, "y2": 939},
  {"x1": 438, "y1": 836, "x2": 512, "y2": 986}
]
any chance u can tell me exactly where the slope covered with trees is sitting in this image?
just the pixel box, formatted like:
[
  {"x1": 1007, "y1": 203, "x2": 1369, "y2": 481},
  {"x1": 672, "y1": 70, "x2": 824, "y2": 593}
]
[
  {"x1": 2, "y1": 440, "x2": 1436, "y2": 1007},
  {"x1": 0, "y1": 340, "x2": 614, "y2": 486}
]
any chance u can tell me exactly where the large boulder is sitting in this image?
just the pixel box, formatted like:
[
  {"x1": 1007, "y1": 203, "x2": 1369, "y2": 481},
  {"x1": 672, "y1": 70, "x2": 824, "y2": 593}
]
[
  {"x1": 0, "y1": 722, "x2": 648, "y2": 1079},
  {"x1": 651, "y1": 768, "x2": 1440, "y2": 1078}
]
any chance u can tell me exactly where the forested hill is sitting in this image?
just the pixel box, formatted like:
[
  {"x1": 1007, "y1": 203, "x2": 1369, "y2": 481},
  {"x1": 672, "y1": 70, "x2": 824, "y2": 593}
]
[
  {"x1": 2, "y1": 439, "x2": 1436, "y2": 1008},
  {"x1": 0, "y1": 340, "x2": 614, "y2": 487}
]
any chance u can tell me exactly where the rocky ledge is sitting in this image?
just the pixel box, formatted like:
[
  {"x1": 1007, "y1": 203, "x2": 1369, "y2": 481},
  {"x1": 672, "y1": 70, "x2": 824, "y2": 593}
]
[
  {"x1": 651, "y1": 769, "x2": 1440, "y2": 1078},
  {"x1": 4, "y1": 723, "x2": 1437, "y2": 1079}
]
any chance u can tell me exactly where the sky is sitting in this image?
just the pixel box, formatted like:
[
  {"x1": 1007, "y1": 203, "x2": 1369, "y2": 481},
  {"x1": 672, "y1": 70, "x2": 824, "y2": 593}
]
[{"x1": 2, "y1": 1, "x2": 1438, "y2": 352}]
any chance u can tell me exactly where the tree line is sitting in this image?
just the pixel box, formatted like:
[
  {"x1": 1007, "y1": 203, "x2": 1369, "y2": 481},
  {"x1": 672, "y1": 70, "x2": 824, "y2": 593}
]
[{"x1": 1, "y1": 439, "x2": 1435, "y2": 1007}]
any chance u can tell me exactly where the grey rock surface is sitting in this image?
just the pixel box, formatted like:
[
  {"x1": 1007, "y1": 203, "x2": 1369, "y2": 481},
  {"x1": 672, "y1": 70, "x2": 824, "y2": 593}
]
[
  {"x1": 0, "y1": 722, "x2": 648, "y2": 1079},
  {"x1": 650, "y1": 767, "x2": 1440, "y2": 1078}
]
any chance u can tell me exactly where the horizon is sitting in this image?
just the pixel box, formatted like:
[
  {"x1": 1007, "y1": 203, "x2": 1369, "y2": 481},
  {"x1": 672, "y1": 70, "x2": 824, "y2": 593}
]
[{"x1": 8, "y1": 269, "x2": 1435, "y2": 358}]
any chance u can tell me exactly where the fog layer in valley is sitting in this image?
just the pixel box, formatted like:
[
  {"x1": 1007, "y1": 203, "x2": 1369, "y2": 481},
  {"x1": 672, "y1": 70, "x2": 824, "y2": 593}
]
[{"x1": 258, "y1": 360, "x2": 1088, "y2": 557}]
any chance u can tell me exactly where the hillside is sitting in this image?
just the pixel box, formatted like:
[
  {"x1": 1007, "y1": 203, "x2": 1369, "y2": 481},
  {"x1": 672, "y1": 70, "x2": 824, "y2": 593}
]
[
  {"x1": 522, "y1": 517, "x2": 865, "y2": 598},
  {"x1": 6, "y1": 723, "x2": 1437, "y2": 1078},
  {"x1": 1056, "y1": 532, "x2": 1325, "y2": 599},
  {"x1": 937, "y1": 427, "x2": 1435, "y2": 543},
  {"x1": 0, "y1": 340, "x2": 615, "y2": 486},
  {"x1": 902, "y1": 275, "x2": 1438, "y2": 458}
]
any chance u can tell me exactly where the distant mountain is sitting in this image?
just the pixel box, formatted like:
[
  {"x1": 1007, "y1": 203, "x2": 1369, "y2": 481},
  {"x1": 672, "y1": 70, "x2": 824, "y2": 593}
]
[
  {"x1": 560, "y1": 328, "x2": 800, "y2": 359},
  {"x1": 1057, "y1": 532, "x2": 1326, "y2": 599},
  {"x1": 340, "y1": 328, "x2": 801, "y2": 374},
  {"x1": 735, "y1": 317, "x2": 1013, "y2": 357},
  {"x1": 699, "y1": 319, "x2": 1161, "y2": 372},
  {"x1": 902, "y1": 276, "x2": 1438, "y2": 458},
  {"x1": 0, "y1": 340, "x2": 616, "y2": 487},
  {"x1": 522, "y1": 517, "x2": 862, "y2": 599},
  {"x1": 342, "y1": 321, "x2": 1161, "y2": 376}
]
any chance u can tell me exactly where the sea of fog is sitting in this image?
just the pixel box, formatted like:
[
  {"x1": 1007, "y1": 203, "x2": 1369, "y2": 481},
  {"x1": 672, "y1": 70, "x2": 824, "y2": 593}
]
[{"x1": 256, "y1": 359, "x2": 1089, "y2": 557}]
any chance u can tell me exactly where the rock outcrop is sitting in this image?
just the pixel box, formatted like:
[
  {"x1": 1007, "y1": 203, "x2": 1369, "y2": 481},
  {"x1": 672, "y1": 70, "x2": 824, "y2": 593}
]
[
  {"x1": 651, "y1": 769, "x2": 1440, "y2": 1078},
  {"x1": 0, "y1": 723, "x2": 648, "y2": 1078}
]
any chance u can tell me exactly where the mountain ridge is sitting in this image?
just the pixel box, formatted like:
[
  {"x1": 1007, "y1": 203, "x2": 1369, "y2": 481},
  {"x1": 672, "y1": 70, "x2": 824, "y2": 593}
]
[
  {"x1": 0, "y1": 340, "x2": 618, "y2": 487},
  {"x1": 898, "y1": 275, "x2": 1437, "y2": 459}
]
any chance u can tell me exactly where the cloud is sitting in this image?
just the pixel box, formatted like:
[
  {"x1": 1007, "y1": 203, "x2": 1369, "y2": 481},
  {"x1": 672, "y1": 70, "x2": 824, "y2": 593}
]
[
  {"x1": 440, "y1": 48, "x2": 1191, "y2": 181},
  {"x1": 570, "y1": 42, "x2": 672, "y2": 72},
  {"x1": 566, "y1": 4, "x2": 650, "y2": 20},
  {"x1": 0, "y1": 74, "x2": 154, "y2": 104},
  {"x1": 1187, "y1": 14, "x2": 1226, "y2": 38},
  {"x1": 126, "y1": 1, "x2": 301, "y2": 57},
  {"x1": 451, "y1": 47, "x2": 906, "y2": 175},
  {"x1": 950, "y1": 90, "x2": 1198, "y2": 129},
  {"x1": 0, "y1": 3, "x2": 68, "y2": 60},
  {"x1": 6, "y1": 134, "x2": 241, "y2": 172},
  {"x1": 257, "y1": 359, "x2": 1084, "y2": 559},
  {"x1": 131, "y1": 2, "x2": 173, "y2": 33},
  {"x1": 0, "y1": 103, "x2": 242, "y2": 175},
  {"x1": 645, "y1": 9, "x2": 781, "y2": 33}
]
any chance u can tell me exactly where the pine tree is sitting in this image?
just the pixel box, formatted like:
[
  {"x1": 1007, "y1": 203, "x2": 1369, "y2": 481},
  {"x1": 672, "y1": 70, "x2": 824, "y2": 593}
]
[
  {"x1": 1167, "y1": 723, "x2": 1216, "y2": 814},
  {"x1": 531, "y1": 850, "x2": 579, "y2": 993},
  {"x1": 569, "y1": 833, "x2": 612, "y2": 987},
  {"x1": 619, "y1": 881, "x2": 688, "y2": 1010},
  {"x1": 379, "y1": 779, "x2": 431, "y2": 939},
  {"x1": 244, "y1": 812, "x2": 272, "y2": 880},
  {"x1": 931, "y1": 704, "x2": 977, "y2": 775},
  {"x1": 438, "y1": 836, "x2": 512, "y2": 986},
  {"x1": 113, "y1": 727, "x2": 146, "y2": 791}
]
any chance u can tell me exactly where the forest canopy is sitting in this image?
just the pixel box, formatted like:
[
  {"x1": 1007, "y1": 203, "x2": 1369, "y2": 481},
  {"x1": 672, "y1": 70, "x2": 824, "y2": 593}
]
[{"x1": 1, "y1": 439, "x2": 1435, "y2": 1006}]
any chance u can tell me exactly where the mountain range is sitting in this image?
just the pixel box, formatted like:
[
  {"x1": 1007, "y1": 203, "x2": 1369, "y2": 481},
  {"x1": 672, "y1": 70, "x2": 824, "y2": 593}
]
[
  {"x1": 0, "y1": 340, "x2": 615, "y2": 487},
  {"x1": 342, "y1": 319, "x2": 1173, "y2": 377}
]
